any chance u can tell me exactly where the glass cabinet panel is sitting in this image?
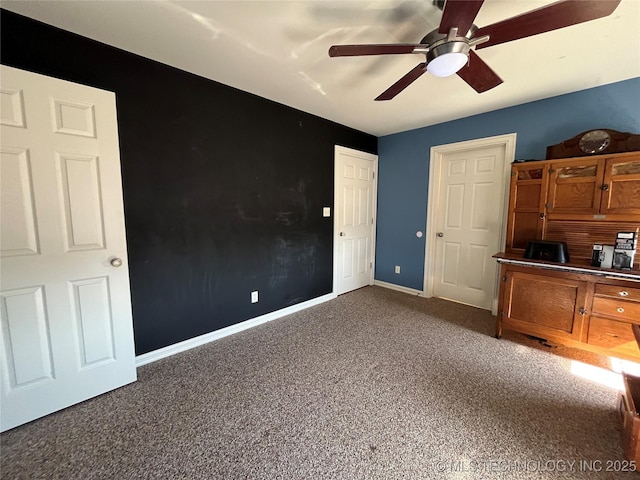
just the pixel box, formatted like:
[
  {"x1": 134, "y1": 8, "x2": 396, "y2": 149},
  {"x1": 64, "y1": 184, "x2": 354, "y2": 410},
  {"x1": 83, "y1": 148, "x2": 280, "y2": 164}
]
[
  {"x1": 517, "y1": 168, "x2": 544, "y2": 180},
  {"x1": 557, "y1": 165, "x2": 597, "y2": 179},
  {"x1": 611, "y1": 161, "x2": 640, "y2": 176}
]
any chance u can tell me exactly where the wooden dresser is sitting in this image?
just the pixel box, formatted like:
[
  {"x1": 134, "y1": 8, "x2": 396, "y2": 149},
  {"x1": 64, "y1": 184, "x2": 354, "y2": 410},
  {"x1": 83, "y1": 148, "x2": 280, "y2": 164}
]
[
  {"x1": 495, "y1": 255, "x2": 640, "y2": 361},
  {"x1": 496, "y1": 150, "x2": 640, "y2": 361}
]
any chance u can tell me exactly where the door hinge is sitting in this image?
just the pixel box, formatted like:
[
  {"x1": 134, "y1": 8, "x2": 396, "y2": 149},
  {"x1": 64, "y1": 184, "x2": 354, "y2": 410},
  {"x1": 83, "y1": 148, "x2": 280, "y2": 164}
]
[
  {"x1": 371, "y1": 218, "x2": 374, "y2": 225},
  {"x1": 372, "y1": 171, "x2": 375, "y2": 179}
]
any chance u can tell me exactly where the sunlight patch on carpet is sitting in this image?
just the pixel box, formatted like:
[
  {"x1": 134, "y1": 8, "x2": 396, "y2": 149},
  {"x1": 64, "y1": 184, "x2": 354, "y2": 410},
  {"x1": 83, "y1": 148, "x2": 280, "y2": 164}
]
[{"x1": 570, "y1": 360, "x2": 624, "y2": 391}]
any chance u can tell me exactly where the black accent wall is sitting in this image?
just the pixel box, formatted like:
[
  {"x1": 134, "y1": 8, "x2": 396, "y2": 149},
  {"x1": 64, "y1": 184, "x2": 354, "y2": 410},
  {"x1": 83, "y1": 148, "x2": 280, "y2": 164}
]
[{"x1": 1, "y1": 10, "x2": 377, "y2": 355}]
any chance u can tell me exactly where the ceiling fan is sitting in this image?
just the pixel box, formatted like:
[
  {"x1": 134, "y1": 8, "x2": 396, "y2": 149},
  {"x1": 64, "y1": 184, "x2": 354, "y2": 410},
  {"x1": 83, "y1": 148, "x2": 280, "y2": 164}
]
[{"x1": 328, "y1": 0, "x2": 621, "y2": 100}]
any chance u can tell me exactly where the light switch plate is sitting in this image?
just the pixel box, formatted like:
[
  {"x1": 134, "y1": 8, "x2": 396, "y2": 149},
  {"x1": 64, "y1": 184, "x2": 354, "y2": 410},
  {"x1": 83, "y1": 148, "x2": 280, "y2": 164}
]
[{"x1": 323, "y1": 207, "x2": 331, "y2": 217}]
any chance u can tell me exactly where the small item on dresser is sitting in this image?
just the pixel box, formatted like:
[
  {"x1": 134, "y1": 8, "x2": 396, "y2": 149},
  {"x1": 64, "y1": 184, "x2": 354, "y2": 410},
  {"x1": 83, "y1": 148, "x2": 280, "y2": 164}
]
[
  {"x1": 613, "y1": 230, "x2": 639, "y2": 270},
  {"x1": 591, "y1": 244, "x2": 614, "y2": 268},
  {"x1": 524, "y1": 240, "x2": 570, "y2": 263}
]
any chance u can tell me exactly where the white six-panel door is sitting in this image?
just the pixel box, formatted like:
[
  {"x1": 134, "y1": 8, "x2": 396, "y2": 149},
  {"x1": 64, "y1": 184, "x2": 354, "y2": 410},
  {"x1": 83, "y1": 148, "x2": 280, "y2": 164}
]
[
  {"x1": 0, "y1": 65, "x2": 136, "y2": 431},
  {"x1": 428, "y1": 139, "x2": 511, "y2": 311},
  {"x1": 334, "y1": 146, "x2": 377, "y2": 295}
]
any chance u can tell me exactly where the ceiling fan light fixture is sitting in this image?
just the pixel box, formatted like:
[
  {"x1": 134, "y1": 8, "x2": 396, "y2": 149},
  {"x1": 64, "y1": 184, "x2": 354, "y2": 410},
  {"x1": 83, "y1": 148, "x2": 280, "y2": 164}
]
[{"x1": 426, "y1": 41, "x2": 469, "y2": 77}]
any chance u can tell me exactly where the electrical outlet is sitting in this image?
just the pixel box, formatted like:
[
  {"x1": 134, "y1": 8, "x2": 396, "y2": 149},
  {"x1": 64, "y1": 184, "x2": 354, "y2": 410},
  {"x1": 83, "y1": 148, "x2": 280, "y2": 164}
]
[
  {"x1": 395, "y1": 265, "x2": 401, "y2": 274},
  {"x1": 251, "y1": 291, "x2": 259, "y2": 303}
]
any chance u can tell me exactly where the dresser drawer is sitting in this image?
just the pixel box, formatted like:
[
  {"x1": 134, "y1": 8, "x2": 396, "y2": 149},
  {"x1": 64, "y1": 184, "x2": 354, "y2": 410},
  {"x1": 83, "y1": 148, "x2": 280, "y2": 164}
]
[
  {"x1": 592, "y1": 297, "x2": 640, "y2": 322},
  {"x1": 595, "y1": 284, "x2": 640, "y2": 302},
  {"x1": 588, "y1": 316, "x2": 639, "y2": 352}
]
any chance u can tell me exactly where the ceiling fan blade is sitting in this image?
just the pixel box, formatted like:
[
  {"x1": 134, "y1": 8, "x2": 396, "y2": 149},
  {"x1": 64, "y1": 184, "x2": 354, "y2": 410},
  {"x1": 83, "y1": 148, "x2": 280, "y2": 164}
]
[
  {"x1": 475, "y1": 0, "x2": 621, "y2": 50},
  {"x1": 456, "y1": 50, "x2": 503, "y2": 93},
  {"x1": 438, "y1": 0, "x2": 484, "y2": 35},
  {"x1": 329, "y1": 44, "x2": 425, "y2": 57},
  {"x1": 375, "y1": 63, "x2": 427, "y2": 101}
]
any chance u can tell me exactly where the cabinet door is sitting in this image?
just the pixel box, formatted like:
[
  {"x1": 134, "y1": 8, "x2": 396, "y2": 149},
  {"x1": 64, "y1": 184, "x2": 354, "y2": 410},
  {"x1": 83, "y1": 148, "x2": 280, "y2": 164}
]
[
  {"x1": 506, "y1": 163, "x2": 549, "y2": 252},
  {"x1": 547, "y1": 157, "x2": 605, "y2": 215},
  {"x1": 502, "y1": 270, "x2": 588, "y2": 341},
  {"x1": 601, "y1": 155, "x2": 640, "y2": 215}
]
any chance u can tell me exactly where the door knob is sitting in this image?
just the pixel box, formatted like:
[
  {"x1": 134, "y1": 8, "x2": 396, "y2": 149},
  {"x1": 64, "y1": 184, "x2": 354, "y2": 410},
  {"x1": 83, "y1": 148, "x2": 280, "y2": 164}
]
[
  {"x1": 110, "y1": 257, "x2": 123, "y2": 267},
  {"x1": 436, "y1": 232, "x2": 444, "y2": 237},
  {"x1": 339, "y1": 232, "x2": 346, "y2": 236}
]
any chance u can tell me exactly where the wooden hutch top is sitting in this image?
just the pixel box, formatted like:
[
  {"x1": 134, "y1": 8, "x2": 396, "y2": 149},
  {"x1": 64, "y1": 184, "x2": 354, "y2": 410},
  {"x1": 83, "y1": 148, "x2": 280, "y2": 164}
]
[{"x1": 505, "y1": 149, "x2": 640, "y2": 270}]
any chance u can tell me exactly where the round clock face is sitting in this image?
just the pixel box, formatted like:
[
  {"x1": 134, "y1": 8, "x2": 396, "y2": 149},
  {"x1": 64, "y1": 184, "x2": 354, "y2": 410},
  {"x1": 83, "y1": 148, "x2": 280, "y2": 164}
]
[{"x1": 578, "y1": 130, "x2": 611, "y2": 154}]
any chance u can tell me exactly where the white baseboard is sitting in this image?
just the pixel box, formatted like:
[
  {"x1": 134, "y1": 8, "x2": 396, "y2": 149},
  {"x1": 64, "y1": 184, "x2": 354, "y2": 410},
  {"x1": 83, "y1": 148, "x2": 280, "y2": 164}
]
[
  {"x1": 135, "y1": 292, "x2": 337, "y2": 367},
  {"x1": 374, "y1": 279, "x2": 423, "y2": 296}
]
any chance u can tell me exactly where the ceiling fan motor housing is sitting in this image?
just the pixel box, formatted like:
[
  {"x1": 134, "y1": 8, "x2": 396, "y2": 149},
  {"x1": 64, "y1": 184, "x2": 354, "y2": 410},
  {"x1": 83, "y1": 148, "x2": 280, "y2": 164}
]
[{"x1": 421, "y1": 26, "x2": 475, "y2": 76}]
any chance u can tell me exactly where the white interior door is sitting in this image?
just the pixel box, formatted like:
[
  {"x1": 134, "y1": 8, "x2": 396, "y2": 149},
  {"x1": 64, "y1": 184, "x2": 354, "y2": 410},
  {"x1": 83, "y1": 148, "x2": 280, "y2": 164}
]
[
  {"x1": 334, "y1": 146, "x2": 377, "y2": 295},
  {"x1": 425, "y1": 135, "x2": 514, "y2": 312},
  {"x1": 0, "y1": 65, "x2": 136, "y2": 432}
]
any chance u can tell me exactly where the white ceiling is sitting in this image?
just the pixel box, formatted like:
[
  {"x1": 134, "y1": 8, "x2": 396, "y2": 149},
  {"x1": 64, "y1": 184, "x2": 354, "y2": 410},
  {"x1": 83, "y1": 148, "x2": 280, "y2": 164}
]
[{"x1": 2, "y1": 0, "x2": 639, "y2": 136}]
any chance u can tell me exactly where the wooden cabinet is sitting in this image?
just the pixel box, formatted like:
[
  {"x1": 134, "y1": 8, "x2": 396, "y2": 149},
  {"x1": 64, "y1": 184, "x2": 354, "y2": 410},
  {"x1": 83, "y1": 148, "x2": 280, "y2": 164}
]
[
  {"x1": 496, "y1": 260, "x2": 640, "y2": 362},
  {"x1": 506, "y1": 151, "x2": 640, "y2": 263},
  {"x1": 547, "y1": 157, "x2": 605, "y2": 215},
  {"x1": 499, "y1": 150, "x2": 640, "y2": 360},
  {"x1": 506, "y1": 162, "x2": 549, "y2": 252},
  {"x1": 500, "y1": 267, "x2": 587, "y2": 342},
  {"x1": 602, "y1": 155, "x2": 640, "y2": 215},
  {"x1": 547, "y1": 154, "x2": 640, "y2": 217}
]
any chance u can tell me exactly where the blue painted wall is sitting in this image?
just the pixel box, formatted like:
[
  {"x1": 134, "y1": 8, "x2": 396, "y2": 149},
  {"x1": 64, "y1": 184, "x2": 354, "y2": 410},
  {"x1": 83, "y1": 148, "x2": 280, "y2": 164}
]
[{"x1": 376, "y1": 77, "x2": 640, "y2": 290}]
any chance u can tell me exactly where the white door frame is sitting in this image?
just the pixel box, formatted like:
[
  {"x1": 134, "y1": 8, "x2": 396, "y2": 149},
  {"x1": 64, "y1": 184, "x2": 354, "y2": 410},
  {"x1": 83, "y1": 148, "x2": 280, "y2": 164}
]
[
  {"x1": 423, "y1": 133, "x2": 516, "y2": 314},
  {"x1": 333, "y1": 145, "x2": 379, "y2": 295}
]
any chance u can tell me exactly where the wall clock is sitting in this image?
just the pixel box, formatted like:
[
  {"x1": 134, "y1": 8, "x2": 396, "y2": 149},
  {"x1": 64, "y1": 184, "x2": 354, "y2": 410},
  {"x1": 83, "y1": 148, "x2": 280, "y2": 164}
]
[
  {"x1": 578, "y1": 130, "x2": 611, "y2": 154},
  {"x1": 546, "y1": 129, "x2": 640, "y2": 159}
]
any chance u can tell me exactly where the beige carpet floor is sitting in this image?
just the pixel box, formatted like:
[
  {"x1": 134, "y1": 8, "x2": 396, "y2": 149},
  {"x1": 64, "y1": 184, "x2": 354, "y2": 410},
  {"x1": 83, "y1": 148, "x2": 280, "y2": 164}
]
[{"x1": 1, "y1": 286, "x2": 636, "y2": 479}]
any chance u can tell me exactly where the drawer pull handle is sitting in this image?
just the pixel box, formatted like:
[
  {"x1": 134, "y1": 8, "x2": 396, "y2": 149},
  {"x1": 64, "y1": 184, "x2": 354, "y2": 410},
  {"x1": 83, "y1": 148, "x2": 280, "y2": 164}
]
[
  {"x1": 617, "y1": 307, "x2": 625, "y2": 313},
  {"x1": 619, "y1": 291, "x2": 629, "y2": 297}
]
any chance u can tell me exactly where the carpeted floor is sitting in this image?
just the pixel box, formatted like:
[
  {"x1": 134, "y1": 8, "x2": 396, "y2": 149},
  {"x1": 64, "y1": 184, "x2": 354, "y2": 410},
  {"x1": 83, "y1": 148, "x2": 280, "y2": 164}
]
[{"x1": 1, "y1": 286, "x2": 637, "y2": 479}]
